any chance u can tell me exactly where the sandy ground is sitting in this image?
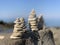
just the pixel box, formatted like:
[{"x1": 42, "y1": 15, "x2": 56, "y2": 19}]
[{"x1": 0, "y1": 32, "x2": 12, "y2": 45}]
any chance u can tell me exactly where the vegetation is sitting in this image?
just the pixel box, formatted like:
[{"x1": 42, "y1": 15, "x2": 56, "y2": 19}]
[{"x1": 0, "y1": 20, "x2": 14, "y2": 30}]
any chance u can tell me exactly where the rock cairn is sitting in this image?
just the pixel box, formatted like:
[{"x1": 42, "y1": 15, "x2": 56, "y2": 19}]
[
  {"x1": 20, "y1": 17, "x2": 27, "y2": 31},
  {"x1": 10, "y1": 17, "x2": 26, "y2": 39},
  {"x1": 28, "y1": 9, "x2": 38, "y2": 31},
  {"x1": 9, "y1": 9, "x2": 55, "y2": 45}
]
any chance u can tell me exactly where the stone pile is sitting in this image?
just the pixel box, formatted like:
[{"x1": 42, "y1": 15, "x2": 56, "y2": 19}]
[
  {"x1": 20, "y1": 17, "x2": 27, "y2": 31},
  {"x1": 9, "y1": 9, "x2": 55, "y2": 45},
  {"x1": 28, "y1": 9, "x2": 38, "y2": 31},
  {"x1": 10, "y1": 17, "x2": 26, "y2": 39}
]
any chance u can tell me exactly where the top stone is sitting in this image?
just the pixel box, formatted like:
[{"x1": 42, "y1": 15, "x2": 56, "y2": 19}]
[
  {"x1": 14, "y1": 18, "x2": 21, "y2": 23},
  {"x1": 30, "y1": 9, "x2": 35, "y2": 14},
  {"x1": 20, "y1": 17, "x2": 25, "y2": 23},
  {"x1": 29, "y1": 9, "x2": 36, "y2": 18}
]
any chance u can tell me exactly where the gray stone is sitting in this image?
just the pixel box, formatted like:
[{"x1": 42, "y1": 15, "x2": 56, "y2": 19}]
[
  {"x1": 38, "y1": 29, "x2": 55, "y2": 45},
  {"x1": 37, "y1": 15, "x2": 44, "y2": 30}
]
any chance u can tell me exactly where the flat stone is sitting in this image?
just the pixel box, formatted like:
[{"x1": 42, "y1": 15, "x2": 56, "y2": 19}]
[
  {"x1": 14, "y1": 21, "x2": 21, "y2": 24},
  {"x1": 29, "y1": 21, "x2": 37, "y2": 24},
  {"x1": 11, "y1": 32, "x2": 23, "y2": 37},
  {"x1": 13, "y1": 30, "x2": 23, "y2": 33},
  {"x1": 0, "y1": 36, "x2": 5, "y2": 40},
  {"x1": 31, "y1": 26, "x2": 37, "y2": 28},
  {"x1": 29, "y1": 15, "x2": 36, "y2": 18},
  {"x1": 31, "y1": 28, "x2": 38, "y2": 31},
  {"x1": 14, "y1": 28, "x2": 22, "y2": 30},
  {"x1": 30, "y1": 24, "x2": 37, "y2": 26},
  {"x1": 10, "y1": 36, "x2": 21, "y2": 39},
  {"x1": 28, "y1": 18, "x2": 36, "y2": 21}
]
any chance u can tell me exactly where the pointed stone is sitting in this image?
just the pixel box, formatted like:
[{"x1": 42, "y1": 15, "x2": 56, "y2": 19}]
[
  {"x1": 30, "y1": 9, "x2": 35, "y2": 14},
  {"x1": 14, "y1": 17, "x2": 20, "y2": 23},
  {"x1": 29, "y1": 9, "x2": 36, "y2": 18},
  {"x1": 37, "y1": 14, "x2": 44, "y2": 30},
  {"x1": 38, "y1": 14, "x2": 43, "y2": 22}
]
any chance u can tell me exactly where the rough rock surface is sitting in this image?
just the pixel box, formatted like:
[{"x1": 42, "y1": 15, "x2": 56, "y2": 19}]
[{"x1": 38, "y1": 29, "x2": 55, "y2": 45}]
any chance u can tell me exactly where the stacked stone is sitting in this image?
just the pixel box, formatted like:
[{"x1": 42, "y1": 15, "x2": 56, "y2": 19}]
[
  {"x1": 20, "y1": 17, "x2": 27, "y2": 31},
  {"x1": 10, "y1": 17, "x2": 26, "y2": 39},
  {"x1": 28, "y1": 9, "x2": 38, "y2": 31}
]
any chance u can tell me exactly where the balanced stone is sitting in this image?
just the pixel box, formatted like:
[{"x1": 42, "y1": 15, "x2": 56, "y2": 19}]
[
  {"x1": 31, "y1": 26, "x2": 37, "y2": 28},
  {"x1": 20, "y1": 18, "x2": 27, "y2": 30},
  {"x1": 31, "y1": 28, "x2": 38, "y2": 31},
  {"x1": 11, "y1": 32, "x2": 23, "y2": 37},
  {"x1": 13, "y1": 29, "x2": 23, "y2": 33},
  {"x1": 9, "y1": 9, "x2": 55, "y2": 45},
  {"x1": 14, "y1": 18, "x2": 21, "y2": 24},
  {"x1": 29, "y1": 9, "x2": 36, "y2": 17},
  {"x1": 14, "y1": 24, "x2": 25, "y2": 28},
  {"x1": 10, "y1": 17, "x2": 27, "y2": 39},
  {"x1": 28, "y1": 17, "x2": 36, "y2": 21},
  {"x1": 14, "y1": 28, "x2": 23, "y2": 30},
  {"x1": 30, "y1": 24, "x2": 37, "y2": 26},
  {"x1": 28, "y1": 9, "x2": 38, "y2": 31},
  {"x1": 29, "y1": 21, "x2": 37, "y2": 24},
  {"x1": 20, "y1": 17, "x2": 25, "y2": 23}
]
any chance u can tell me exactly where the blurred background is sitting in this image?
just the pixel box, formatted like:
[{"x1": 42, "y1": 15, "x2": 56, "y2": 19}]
[{"x1": 0, "y1": 0, "x2": 60, "y2": 28}]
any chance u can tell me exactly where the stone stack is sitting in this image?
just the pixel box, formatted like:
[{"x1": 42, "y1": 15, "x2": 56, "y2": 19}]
[
  {"x1": 20, "y1": 17, "x2": 27, "y2": 31},
  {"x1": 10, "y1": 17, "x2": 26, "y2": 39},
  {"x1": 28, "y1": 9, "x2": 38, "y2": 31}
]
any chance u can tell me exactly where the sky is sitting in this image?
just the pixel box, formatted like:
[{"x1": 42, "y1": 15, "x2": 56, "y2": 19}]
[{"x1": 0, "y1": 0, "x2": 60, "y2": 26}]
